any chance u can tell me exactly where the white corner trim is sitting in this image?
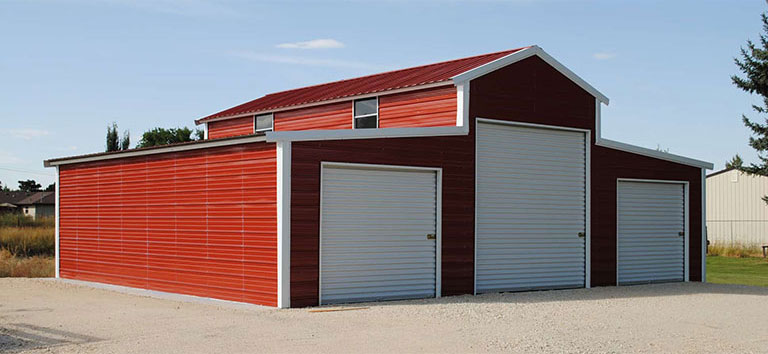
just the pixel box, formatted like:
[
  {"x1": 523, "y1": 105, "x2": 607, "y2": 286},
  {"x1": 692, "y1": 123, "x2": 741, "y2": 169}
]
[
  {"x1": 44, "y1": 135, "x2": 268, "y2": 167},
  {"x1": 204, "y1": 123, "x2": 209, "y2": 140},
  {"x1": 266, "y1": 126, "x2": 468, "y2": 142},
  {"x1": 455, "y1": 82, "x2": 470, "y2": 133},
  {"x1": 701, "y1": 168, "x2": 707, "y2": 283},
  {"x1": 55, "y1": 166, "x2": 60, "y2": 279},
  {"x1": 596, "y1": 138, "x2": 714, "y2": 170},
  {"x1": 276, "y1": 140, "x2": 292, "y2": 308},
  {"x1": 451, "y1": 46, "x2": 610, "y2": 105}
]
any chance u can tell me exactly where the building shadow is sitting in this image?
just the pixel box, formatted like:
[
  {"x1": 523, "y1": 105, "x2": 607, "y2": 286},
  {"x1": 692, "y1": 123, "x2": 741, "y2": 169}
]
[
  {"x1": 0, "y1": 323, "x2": 101, "y2": 353},
  {"x1": 310, "y1": 282, "x2": 768, "y2": 309}
]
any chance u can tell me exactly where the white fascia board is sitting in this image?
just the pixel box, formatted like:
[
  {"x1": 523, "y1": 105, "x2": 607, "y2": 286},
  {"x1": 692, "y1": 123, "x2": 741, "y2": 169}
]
[
  {"x1": 596, "y1": 137, "x2": 714, "y2": 170},
  {"x1": 451, "y1": 46, "x2": 610, "y2": 105},
  {"x1": 266, "y1": 126, "x2": 468, "y2": 143},
  {"x1": 44, "y1": 135, "x2": 268, "y2": 167}
]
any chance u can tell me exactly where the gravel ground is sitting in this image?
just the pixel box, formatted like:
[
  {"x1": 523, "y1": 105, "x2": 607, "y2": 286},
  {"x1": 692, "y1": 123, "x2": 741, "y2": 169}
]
[{"x1": 1, "y1": 278, "x2": 767, "y2": 353}]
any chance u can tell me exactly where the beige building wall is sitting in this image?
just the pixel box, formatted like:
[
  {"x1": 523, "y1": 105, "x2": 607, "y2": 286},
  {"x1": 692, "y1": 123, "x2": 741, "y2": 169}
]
[{"x1": 706, "y1": 169, "x2": 768, "y2": 245}]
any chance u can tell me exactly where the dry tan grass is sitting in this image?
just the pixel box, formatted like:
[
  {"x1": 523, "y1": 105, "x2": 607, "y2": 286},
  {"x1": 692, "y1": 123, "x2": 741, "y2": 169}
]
[
  {"x1": 0, "y1": 249, "x2": 54, "y2": 277},
  {"x1": 707, "y1": 242, "x2": 764, "y2": 258},
  {"x1": 0, "y1": 226, "x2": 54, "y2": 257}
]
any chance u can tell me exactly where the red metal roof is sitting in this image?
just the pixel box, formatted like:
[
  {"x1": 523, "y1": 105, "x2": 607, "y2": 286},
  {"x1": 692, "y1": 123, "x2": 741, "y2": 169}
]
[{"x1": 197, "y1": 47, "x2": 528, "y2": 123}]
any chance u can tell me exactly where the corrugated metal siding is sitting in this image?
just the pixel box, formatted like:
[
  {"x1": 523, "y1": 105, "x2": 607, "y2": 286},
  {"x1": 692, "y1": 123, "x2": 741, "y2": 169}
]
[
  {"x1": 58, "y1": 143, "x2": 278, "y2": 306},
  {"x1": 706, "y1": 170, "x2": 768, "y2": 245},
  {"x1": 379, "y1": 86, "x2": 457, "y2": 128},
  {"x1": 199, "y1": 48, "x2": 526, "y2": 122},
  {"x1": 617, "y1": 181, "x2": 685, "y2": 284},
  {"x1": 475, "y1": 122, "x2": 586, "y2": 292},
  {"x1": 319, "y1": 165, "x2": 437, "y2": 304},
  {"x1": 274, "y1": 102, "x2": 352, "y2": 131},
  {"x1": 207, "y1": 116, "x2": 254, "y2": 139}
]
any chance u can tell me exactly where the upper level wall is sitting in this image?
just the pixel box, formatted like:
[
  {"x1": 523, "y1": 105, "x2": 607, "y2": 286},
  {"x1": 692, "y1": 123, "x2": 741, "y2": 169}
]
[
  {"x1": 378, "y1": 86, "x2": 456, "y2": 128},
  {"x1": 275, "y1": 101, "x2": 352, "y2": 131},
  {"x1": 208, "y1": 116, "x2": 254, "y2": 139},
  {"x1": 206, "y1": 85, "x2": 458, "y2": 138}
]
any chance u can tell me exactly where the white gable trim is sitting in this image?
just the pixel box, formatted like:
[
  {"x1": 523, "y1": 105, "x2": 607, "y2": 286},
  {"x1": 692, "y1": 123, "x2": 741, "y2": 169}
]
[{"x1": 451, "y1": 45, "x2": 610, "y2": 105}]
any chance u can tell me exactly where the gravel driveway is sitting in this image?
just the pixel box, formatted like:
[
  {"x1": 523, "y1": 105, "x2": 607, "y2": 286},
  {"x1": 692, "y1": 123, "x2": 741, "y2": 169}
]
[{"x1": 1, "y1": 278, "x2": 767, "y2": 353}]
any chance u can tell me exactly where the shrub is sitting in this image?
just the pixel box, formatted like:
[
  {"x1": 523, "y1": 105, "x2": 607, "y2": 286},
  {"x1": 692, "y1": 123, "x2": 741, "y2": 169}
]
[
  {"x1": 0, "y1": 249, "x2": 54, "y2": 277},
  {"x1": 707, "y1": 242, "x2": 763, "y2": 258},
  {"x1": 0, "y1": 214, "x2": 54, "y2": 228},
  {"x1": 0, "y1": 227, "x2": 55, "y2": 257}
]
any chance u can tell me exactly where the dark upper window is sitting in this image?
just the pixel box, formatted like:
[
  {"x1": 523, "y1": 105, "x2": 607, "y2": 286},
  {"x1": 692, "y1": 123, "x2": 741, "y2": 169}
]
[
  {"x1": 353, "y1": 98, "x2": 378, "y2": 129},
  {"x1": 255, "y1": 113, "x2": 273, "y2": 133}
]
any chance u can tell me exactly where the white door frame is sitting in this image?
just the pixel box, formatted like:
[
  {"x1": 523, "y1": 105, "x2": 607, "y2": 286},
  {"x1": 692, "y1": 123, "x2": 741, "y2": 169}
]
[
  {"x1": 474, "y1": 118, "x2": 592, "y2": 294},
  {"x1": 615, "y1": 178, "x2": 690, "y2": 284},
  {"x1": 318, "y1": 161, "x2": 443, "y2": 305}
]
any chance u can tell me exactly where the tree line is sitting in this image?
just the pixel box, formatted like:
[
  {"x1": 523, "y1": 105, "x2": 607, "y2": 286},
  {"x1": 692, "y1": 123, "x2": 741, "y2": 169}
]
[
  {"x1": 106, "y1": 123, "x2": 204, "y2": 152},
  {"x1": 0, "y1": 180, "x2": 54, "y2": 193}
]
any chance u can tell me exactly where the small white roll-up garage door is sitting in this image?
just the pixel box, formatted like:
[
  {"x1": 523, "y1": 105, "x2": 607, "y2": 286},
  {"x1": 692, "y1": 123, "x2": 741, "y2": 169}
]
[
  {"x1": 320, "y1": 164, "x2": 439, "y2": 304},
  {"x1": 476, "y1": 121, "x2": 587, "y2": 293},
  {"x1": 617, "y1": 181, "x2": 686, "y2": 284}
]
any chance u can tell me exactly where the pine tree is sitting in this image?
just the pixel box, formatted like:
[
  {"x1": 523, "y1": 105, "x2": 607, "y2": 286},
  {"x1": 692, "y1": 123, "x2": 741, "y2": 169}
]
[
  {"x1": 120, "y1": 130, "x2": 130, "y2": 150},
  {"x1": 732, "y1": 12, "x2": 768, "y2": 176},
  {"x1": 725, "y1": 154, "x2": 744, "y2": 169},
  {"x1": 106, "y1": 123, "x2": 119, "y2": 152}
]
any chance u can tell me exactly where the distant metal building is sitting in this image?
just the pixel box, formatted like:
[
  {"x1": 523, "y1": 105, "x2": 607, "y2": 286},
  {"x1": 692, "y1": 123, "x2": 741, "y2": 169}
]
[{"x1": 706, "y1": 169, "x2": 768, "y2": 246}]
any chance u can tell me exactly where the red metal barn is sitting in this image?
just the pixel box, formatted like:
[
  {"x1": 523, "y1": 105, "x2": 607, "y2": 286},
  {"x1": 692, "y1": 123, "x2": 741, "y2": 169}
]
[{"x1": 45, "y1": 46, "x2": 713, "y2": 308}]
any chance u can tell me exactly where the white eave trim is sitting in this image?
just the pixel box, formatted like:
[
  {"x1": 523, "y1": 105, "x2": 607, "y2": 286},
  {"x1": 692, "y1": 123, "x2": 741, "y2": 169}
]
[
  {"x1": 596, "y1": 137, "x2": 714, "y2": 170},
  {"x1": 451, "y1": 45, "x2": 610, "y2": 105},
  {"x1": 266, "y1": 126, "x2": 468, "y2": 143},
  {"x1": 196, "y1": 82, "x2": 455, "y2": 125},
  {"x1": 44, "y1": 135, "x2": 268, "y2": 167}
]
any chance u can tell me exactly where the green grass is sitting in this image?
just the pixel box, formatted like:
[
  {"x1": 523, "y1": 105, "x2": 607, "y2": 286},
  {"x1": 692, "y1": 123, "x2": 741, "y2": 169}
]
[{"x1": 707, "y1": 256, "x2": 768, "y2": 287}]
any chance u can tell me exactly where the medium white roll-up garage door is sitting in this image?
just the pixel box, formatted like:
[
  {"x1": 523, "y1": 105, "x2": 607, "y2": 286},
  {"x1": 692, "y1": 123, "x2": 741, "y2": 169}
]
[
  {"x1": 320, "y1": 164, "x2": 438, "y2": 304},
  {"x1": 617, "y1": 181, "x2": 686, "y2": 284},
  {"x1": 476, "y1": 121, "x2": 587, "y2": 293}
]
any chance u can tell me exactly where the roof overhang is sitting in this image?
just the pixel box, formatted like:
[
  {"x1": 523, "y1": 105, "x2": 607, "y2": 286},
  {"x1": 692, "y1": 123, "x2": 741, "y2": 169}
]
[
  {"x1": 596, "y1": 138, "x2": 713, "y2": 170},
  {"x1": 44, "y1": 134, "x2": 268, "y2": 167},
  {"x1": 451, "y1": 45, "x2": 610, "y2": 105}
]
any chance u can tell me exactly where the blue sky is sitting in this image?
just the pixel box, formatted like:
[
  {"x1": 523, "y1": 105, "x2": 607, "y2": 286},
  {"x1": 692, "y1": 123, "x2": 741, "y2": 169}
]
[{"x1": 0, "y1": 0, "x2": 764, "y2": 188}]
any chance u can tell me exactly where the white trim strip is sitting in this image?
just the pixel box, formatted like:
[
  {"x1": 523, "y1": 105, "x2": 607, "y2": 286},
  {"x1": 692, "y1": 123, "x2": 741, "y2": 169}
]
[
  {"x1": 701, "y1": 168, "x2": 707, "y2": 282},
  {"x1": 452, "y1": 46, "x2": 610, "y2": 104},
  {"x1": 266, "y1": 126, "x2": 467, "y2": 142},
  {"x1": 276, "y1": 140, "x2": 292, "y2": 308},
  {"x1": 596, "y1": 138, "x2": 713, "y2": 170},
  {"x1": 55, "y1": 166, "x2": 60, "y2": 279},
  {"x1": 44, "y1": 135, "x2": 269, "y2": 167},
  {"x1": 195, "y1": 82, "x2": 454, "y2": 125}
]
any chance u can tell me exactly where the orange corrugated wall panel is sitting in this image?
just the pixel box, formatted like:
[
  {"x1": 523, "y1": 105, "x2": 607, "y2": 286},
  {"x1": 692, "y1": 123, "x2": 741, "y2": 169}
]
[
  {"x1": 379, "y1": 86, "x2": 457, "y2": 128},
  {"x1": 208, "y1": 116, "x2": 254, "y2": 139},
  {"x1": 274, "y1": 101, "x2": 352, "y2": 131},
  {"x1": 58, "y1": 142, "x2": 278, "y2": 306}
]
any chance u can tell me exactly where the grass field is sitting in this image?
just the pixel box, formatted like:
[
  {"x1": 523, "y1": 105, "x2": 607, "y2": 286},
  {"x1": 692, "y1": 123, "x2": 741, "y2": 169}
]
[
  {"x1": 707, "y1": 256, "x2": 768, "y2": 287},
  {"x1": 0, "y1": 215, "x2": 55, "y2": 277}
]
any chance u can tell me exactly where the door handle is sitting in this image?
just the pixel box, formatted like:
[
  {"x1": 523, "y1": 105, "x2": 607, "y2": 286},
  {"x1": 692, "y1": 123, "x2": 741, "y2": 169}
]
[
  {"x1": 578, "y1": 232, "x2": 585, "y2": 238},
  {"x1": 426, "y1": 233, "x2": 436, "y2": 240},
  {"x1": 678, "y1": 232, "x2": 685, "y2": 237}
]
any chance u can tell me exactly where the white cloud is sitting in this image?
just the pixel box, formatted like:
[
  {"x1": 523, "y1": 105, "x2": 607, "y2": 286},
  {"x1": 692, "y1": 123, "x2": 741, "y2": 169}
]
[
  {"x1": 276, "y1": 39, "x2": 345, "y2": 50},
  {"x1": 1, "y1": 129, "x2": 51, "y2": 140},
  {"x1": 593, "y1": 52, "x2": 617, "y2": 60},
  {"x1": 230, "y1": 51, "x2": 386, "y2": 70}
]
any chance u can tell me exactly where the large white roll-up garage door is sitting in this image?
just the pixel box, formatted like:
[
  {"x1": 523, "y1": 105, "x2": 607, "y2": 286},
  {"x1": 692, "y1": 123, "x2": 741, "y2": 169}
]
[
  {"x1": 320, "y1": 164, "x2": 439, "y2": 304},
  {"x1": 476, "y1": 121, "x2": 587, "y2": 293},
  {"x1": 617, "y1": 181, "x2": 686, "y2": 284}
]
